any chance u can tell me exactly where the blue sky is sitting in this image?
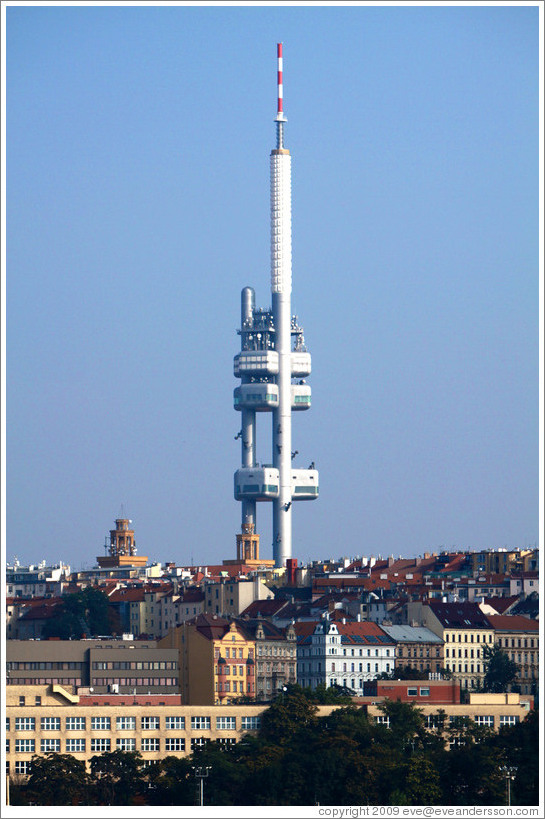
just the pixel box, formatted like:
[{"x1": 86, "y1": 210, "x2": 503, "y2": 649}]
[{"x1": 4, "y1": 2, "x2": 541, "y2": 570}]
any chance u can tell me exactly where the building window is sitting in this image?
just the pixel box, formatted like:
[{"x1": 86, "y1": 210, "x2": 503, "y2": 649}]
[
  {"x1": 191, "y1": 737, "x2": 210, "y2": 751},
  {"x1": 141, "y1": 716, "x2": 160, "y2": 730},
  {"x1": 14, "y1": 718, "x2": 35, "y2": 731},
  {"x1": 41, "y1": 717, "x2": 61, "y2": 731},
  {"x1": 15, "y1": 739, "x2": 35, "y2": 753},
  {"x1": 116, "y1": 716, "x2": 136, "y2": 731},
  {"x1": 474, "y1": 715, "x2": 494, "y2": 728},
  {"x1": 191, "y1": 716, "x2": 211, "y2": 731},
  {"x1": 91, "y1": 738, "x2": 111, "y2": 752},
  {"x1": 241, "y1": 716, "x2": 261, "y2": 731},
  {"x1": 40, "y1": 738, "x2": 61, "y2": 752},
  {"x1": 407, "y1": 687, "x2": 418, "y2": 697},
  {"x1": 165, "y1": 737, "x2": 185, "y2": 751},
  {"x1": 66, "y1": 739, "x2": 86, "y2": 753},
  {"x1": 218, "y1": 737, "x2": 236, "y2": 749},
  {"x1": 376, "y1": 716, "x2": 390, "y2": 728},
  {"x1": 117, "y1": 738, "x2": 136, "y2": 751},
  {"x1": 216, "y1": 716, "x2": 236, "y2": 730},
  {"x1": 499, "y1": 715, "x2": 520, "y2": 726},
  {"x1": 91, "y1": 717, "x2": 111, "y2": 731},
  {"x1": 165, "y1": 716, "x2": 185, "y2": 730},
  {"x1": 15, "y1": 761, "x2": 31, "y2": 775},
  {"x1": 141, "y1": 738, "x2": 160, "y2": 751},
  {"x1": 66, "y1": 717, "x2": 86, "y2": 731},
  {"x1": 419, "y1": 687, "x2": 430, "y2": 696}
]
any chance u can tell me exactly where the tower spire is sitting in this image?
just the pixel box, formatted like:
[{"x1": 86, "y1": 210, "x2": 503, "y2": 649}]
[{"x1": 275, "y1": 42, "x2": 287, "y2": 149}]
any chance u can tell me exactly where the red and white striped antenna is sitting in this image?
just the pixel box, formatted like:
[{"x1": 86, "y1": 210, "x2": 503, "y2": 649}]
[
  {"x1": 275, "y1": 42, "x2": 287, "y2": 148},
  {"x1": 277, "y1": 42, "x2": 284, "y2": 118}
]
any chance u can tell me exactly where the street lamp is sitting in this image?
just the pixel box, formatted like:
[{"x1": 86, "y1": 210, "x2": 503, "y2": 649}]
[
  {"x1": 499, "y1": 765, "x2": 517, "y2": 806},
  {"x1": 192, "y1": 765, "x2": 211, "y2": 806}
]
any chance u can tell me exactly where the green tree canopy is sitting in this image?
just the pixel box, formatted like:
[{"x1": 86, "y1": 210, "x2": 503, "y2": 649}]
[
  {"x1": 482, "y1": 645, "x2": 519, "y2": 693},
  {"x1": 41, "y1": 586, "x2": 113, "y2": 639},
  {"x1": 26, "y1": 753, "x2": 90, "y2": 805}
]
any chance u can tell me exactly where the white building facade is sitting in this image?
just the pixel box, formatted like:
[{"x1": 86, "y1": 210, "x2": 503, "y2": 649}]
[{"x1": 296, "y1": 619, "x2": 396, "y2": 693}]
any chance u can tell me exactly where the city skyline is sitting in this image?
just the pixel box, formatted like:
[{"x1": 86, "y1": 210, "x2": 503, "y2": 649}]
[{"x1": 4, "y1": 3, "x2": 541, "y2": 569}]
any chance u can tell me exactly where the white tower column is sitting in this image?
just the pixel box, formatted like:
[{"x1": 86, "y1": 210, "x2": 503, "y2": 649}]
[{"x1": 271, "y1": 146, "x2": 292, "y2": 567}]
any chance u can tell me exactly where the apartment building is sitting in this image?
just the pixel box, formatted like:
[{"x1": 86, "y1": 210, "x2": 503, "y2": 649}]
[
  {"x1": 238, "y1": 619, "x2": 297, "y2": 700},
  {"x1": 6, "y1": 598, "x2": 64, "y2": 640},
  {"x1": 405, "y1": 601, "x2": 495, "y2": 690},
  {"x1": 296, "y1": 619, "x2": 396, "y2": 693},
  {"x1": 107, "y1": 585, "x2": 173, "y2": 638},
  {"x1": 6, "y1": 562, "x2": 71, "y2": 598},
  {"x1": 486, "y1": 614, "x2": 539, "y2": 694},
  {"x1": 158, "y1": 614, "x2": 256, "y2": 705},
  {"x1": 203, "y1": 577, "x2": 274, "y2": 617},
  {"x1": 470, "y1": 548, "x2": 538, "y2": 575},
  {"x1": 380, "y1": 625, "x2": 444, "y2": 674}
]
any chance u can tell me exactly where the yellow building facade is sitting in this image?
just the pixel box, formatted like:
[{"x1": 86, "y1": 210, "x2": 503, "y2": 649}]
[
  {"x1": 5, "y1": 685, "x2": 533, "y2": 780},
  {"x1": 159, "y1": 616, "x2": 256, "y2": 705}
]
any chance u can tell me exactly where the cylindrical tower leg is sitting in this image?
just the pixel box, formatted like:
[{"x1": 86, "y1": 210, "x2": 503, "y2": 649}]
[
  {"x1": 272, "y1": 291, "x2": 292, "y2": 567},
  {"x1": 242, "y1": 407, "x2": 256, "y2": 528}
]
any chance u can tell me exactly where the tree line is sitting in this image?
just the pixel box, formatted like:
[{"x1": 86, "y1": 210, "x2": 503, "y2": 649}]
[{"x1": 9, "y1": 685, "x2": 539, "y2": 807}]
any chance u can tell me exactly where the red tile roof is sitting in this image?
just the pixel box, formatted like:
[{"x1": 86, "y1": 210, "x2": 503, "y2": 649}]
[
  {"x1": 486, "y1": 615, "x2": 540, "y2": 632},
  {"x1": 481, "y1": 595, "x2": 519, "y2": 614},
  {"x1": 240, "y1": 599, "x2": 287, "y2": 618}
]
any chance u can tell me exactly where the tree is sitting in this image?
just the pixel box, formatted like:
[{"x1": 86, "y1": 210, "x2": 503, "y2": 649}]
[
  {"x1": 302, "y1": 682, "x2": 353, "y2": 704},
  {"x1": 25, "y1": 753, "x2": 90, "y2": 805},
  {"x1": 81, "y1": 586, "x2": 112, "y2": 635},
  {"x1": 90, "y1": 750, "x2": 146, "y2": 805},
  {"x1": 259, "y1": 684, "x2": 318, "y2": 745},
  {"x1": 404, "y1": 755, "x2": 442, "y2": 805},
  {"x1": 41, "y1": 587, "x2": 114, "y2": 639},
  {"x1": 482, "y1": 645, "x2": 519, "y2": 693},
  {"x1": 145, "y1": 755, "x2": 198, "y2": 806},
  {"x1": 491, "y1": 708, "x2": 540, "y2": 805},
  {"x1": 376, "y1": 699, "x2": 427, "y2": 753},
  {"x1": 376, "y1": 665, "x2": 426, "y2": 681}
]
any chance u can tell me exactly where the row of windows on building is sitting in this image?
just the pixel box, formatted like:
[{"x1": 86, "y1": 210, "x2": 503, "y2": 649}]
[
  {"x1": 255, "y1": 646, "x2": 295, "y2": 657},
  {"x1": 399, "y1": 648, "x2": 442, "y2": 658},
  {"x1": 9, "y1": 738, "x2": 183, "y2": 753},
  {"x1": 299, "y1": 662, "x2": 390, "y2": 675},
  {"x1": 444, "y1": 634, "x2": 493, "y2": 643},
  {"x1": 216, "y1": 681, "x2": 251, "y2": 693},
  {"x1": 376, "y1": 714, "x2": 520, "y2": 729},
  {"x1": 445, "y1": 648, "x2": 483, "y2": 659},
  {"x1": 91, "y1": 677, "x2": 178, "y2": 687},
  {"x1": 300, "y1": 647, "x2": 392, "y2": 658},
  {"x1": 7, "y1": 662, "x2": 83, "y2": 671},
  {"x1": 92, "y1": 661, "x2": 177, "y2": 670},
  {"x1": 215, "y1": 665, "x2": 247, "y2": 676},
  {"x1": 214, "y1": 648, "x2": 253, "y2": 659},
  {"x1": 498, "y1": 637, "x2": 537, "y2": 648},
  {"x1": 445, "y1": 663, "x2": 483, "y2": 674},
  {"x1": 258, "y1": 663, "x2": 292, "y2": 673},
  {"x1": 7, "y1": 678, "x2": 83, "y2": 687},
  {"x1": 8, "y1": 737, "x2": 237, "y2": 773},
  {"x1": 9, "y1": 715, "x2": 261, "y2": 731}
]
